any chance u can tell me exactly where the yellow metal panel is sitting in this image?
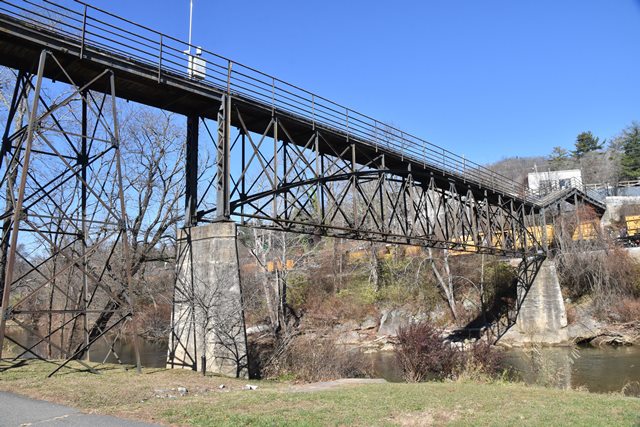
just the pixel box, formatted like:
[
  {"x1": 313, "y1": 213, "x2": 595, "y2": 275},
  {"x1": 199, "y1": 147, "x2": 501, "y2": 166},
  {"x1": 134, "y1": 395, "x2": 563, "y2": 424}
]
[{"x1": 626, "y1": 215, "x2": 640, "y2": 235}]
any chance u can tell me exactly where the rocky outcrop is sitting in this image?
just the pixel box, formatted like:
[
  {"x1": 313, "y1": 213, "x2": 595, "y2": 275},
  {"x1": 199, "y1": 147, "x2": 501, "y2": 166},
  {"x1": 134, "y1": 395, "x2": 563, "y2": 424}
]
[
  {"x1": 334, "y1": 316, "x2": 379, "y2": 345},
  {"x1": 377, "y1": 309, "x2": 413, "y2": 337}
]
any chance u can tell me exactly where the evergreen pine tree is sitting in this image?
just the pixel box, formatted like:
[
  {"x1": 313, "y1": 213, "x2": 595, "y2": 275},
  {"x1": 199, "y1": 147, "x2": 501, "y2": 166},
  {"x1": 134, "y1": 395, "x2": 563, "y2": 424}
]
[
  {"x1": 620, "y1": 122, "x2": 640, "y2": 180},
  {"x1": 572, "y1": 131, "x2": 603, "y2": 159}
]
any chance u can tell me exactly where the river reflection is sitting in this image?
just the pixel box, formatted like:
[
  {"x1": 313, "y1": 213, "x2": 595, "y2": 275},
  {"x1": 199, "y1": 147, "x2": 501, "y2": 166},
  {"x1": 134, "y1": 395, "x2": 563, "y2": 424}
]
[
  {"x1": 370, "y1": 346, "x2": 640, "y2": 394},
  {"x1": 503, "y1": 346, "x2": 640, "y2": 393},
  {"x1": 3, "y1": 326, "x2": 168, "y2": 368}
]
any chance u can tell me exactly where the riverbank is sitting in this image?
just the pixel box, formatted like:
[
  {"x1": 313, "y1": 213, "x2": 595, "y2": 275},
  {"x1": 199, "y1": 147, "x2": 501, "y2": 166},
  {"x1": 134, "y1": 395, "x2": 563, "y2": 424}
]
[{"x1": 1, "y1": 361, "x2": 638, "y2": 426}]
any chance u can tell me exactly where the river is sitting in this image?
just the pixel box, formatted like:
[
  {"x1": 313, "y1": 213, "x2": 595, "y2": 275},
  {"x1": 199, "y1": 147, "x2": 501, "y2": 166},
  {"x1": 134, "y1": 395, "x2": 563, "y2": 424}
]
[{"x1": 371, "y1": 346, "x2": 640, "y2": 393}]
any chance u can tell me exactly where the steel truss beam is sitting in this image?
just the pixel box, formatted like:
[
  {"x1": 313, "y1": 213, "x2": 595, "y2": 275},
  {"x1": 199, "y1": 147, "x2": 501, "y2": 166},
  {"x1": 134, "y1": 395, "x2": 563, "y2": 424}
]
[
  {"x1": 0, "y1": 50, "x2": 140, "y2": 375},
  {"x1": 195, "y1": 100, "x2": 543, "y2": 259}
]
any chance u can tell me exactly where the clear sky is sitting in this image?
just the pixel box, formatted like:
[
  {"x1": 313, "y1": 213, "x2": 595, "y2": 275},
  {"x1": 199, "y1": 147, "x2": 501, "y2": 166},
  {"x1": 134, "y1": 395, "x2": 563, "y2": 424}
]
[{"x1": 81, "y1": 0, "x2": 640, "y2": 164}]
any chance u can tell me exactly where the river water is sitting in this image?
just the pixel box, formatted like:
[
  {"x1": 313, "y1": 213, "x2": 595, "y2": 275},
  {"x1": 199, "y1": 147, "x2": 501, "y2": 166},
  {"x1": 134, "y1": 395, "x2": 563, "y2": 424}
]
[
  {"x1": 4, "y1": 327, "x2": 639, "y2": 394},
  {"x1": 371, "y1": 346, "x2": 640, "y2": 393}
]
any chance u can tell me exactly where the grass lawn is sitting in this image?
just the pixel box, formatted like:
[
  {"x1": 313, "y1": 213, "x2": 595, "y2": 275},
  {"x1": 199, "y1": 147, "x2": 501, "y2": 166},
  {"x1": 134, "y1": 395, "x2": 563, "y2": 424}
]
[{"x1": 0, "y1": 360, "x2": 639, "y2": 426}]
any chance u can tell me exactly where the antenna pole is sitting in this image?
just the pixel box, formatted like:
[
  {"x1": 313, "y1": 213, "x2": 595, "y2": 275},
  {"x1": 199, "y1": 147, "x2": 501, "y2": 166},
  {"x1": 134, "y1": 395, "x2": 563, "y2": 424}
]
[{"x1": 188, "y1": 0, "x2": 193, "y2": 54}]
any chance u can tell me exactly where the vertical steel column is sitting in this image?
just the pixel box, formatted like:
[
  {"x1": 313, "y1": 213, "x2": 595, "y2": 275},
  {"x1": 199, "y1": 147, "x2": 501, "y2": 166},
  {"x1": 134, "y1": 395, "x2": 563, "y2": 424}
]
[
  {"x1": 185, "y1": 115, "x2": 199, "y2": 226},
  {"x1": 351, "y1": 143, "x2": 357, "y2": 227},
  {"x1": 272, "y1": 117, "x2": 279, "y2": 220},
  {"x1": 320, "y1": 150, "x2": 326, "y2": 225},
  {"x1": 0, "y1": 50, "x2": 46, "y2": 358},
  {"x1": 240, "y1": 131, "x2": 246, "y2": 224},
  {"x1": 80, "y1": 89, "x2": 89, "y2": 360},
  {"x1": 484, "y1": 192, "x2": 492, "y2": 250},
  {"x1": 520, "y1": 204, "x2": 528, "y2": 252},
  {"x1": 314, "y1": 130, "x2": 321, "y2": 225},
  {"x1": 283, "y1": 138, "x2": 288, "y2": 221},
  {"x1": 216, "y1": 95, "x2": 231, "y2": 220},
  {"x1": 403, "y1": 164, "x2": 411, "y2": 239},
  {"x1": 441, "y1": 187, "x2": 449, "y2": 243},
  {"x1": 0, "y1": 71, "x2": 26, "y2": 305},
  {"x1": 379, "y1": 155, "x2": 386, "y2": 233},
  {"x1": 541, "y1": 208, "x2": 549, "y2": 256}
]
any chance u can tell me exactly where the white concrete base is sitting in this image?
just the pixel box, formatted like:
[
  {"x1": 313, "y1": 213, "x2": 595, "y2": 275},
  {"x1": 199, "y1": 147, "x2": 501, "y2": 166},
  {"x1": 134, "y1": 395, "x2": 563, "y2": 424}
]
[
  {"x1": 502, "y1": 260, "x2": 569, "y2": 345},
  {"x1": 168, "y1": 222, "x2": 248, "y2": 378}
]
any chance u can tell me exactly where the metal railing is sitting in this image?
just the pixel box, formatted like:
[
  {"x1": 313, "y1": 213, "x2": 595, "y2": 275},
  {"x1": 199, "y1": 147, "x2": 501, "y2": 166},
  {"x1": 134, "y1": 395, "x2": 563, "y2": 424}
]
[
  {"x1": 0, "y1": 0, "x2": 535, "y2": 203},
  {"x1": 584, "y1": 179, "x2": 640, "y2": 191},
  {"x1": 532, "y1": 176, "x2": 605, "y2": 204}
]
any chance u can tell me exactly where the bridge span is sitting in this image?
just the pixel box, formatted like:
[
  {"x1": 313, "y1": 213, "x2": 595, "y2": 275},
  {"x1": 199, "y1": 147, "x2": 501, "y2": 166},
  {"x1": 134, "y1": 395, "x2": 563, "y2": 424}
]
[{"x1": 0, "y1": 0, "x2": 581, "y2": 376}]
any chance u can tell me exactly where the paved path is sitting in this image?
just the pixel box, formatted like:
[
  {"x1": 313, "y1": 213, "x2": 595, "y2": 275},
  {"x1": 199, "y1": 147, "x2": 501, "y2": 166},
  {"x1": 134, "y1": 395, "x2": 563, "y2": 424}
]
[
  {"x1": 288, "y1": 377, "x2": 387, "y2": 393},
  {"x1": 0, "y1": 392, "x2": 160, "y2": 426}
]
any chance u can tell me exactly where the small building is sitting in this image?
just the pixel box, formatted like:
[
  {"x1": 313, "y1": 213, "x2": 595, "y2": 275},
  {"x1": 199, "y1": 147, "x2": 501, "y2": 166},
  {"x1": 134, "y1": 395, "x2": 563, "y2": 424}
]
[{"x1": 528, "y1": 169, "x2": 582, "y2": 194}]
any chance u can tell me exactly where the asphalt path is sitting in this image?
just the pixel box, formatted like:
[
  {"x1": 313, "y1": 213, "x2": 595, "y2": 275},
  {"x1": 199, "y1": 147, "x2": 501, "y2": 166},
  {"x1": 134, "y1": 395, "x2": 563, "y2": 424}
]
[{"x1": 0, "y1": 391, "x2": 160, "y2": 426}]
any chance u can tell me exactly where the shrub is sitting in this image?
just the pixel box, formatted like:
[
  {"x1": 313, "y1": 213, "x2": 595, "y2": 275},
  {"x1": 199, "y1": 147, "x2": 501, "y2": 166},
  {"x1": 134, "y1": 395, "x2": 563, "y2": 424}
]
[
  {"x1": 458, "y1": 340, "x2": 503, "y2": 381},
  {"x1": 557, "y1": 239, "x2": 640, "y2": 310},
  {"x1": 395, "y1": 320, "x2": 504, "y2": 382},
  {"x1": 612, "y1": 297, "x2": 640, "y2": 323},
  {"x1": 565, "y1": 304, "x2": 577, "y2": 325},
  {"x1": 395, "y1": 321, "x2": 459, "y2": 382},
  {"x1": 262, "y1": 333, "x2": 372, "y2": 382}
]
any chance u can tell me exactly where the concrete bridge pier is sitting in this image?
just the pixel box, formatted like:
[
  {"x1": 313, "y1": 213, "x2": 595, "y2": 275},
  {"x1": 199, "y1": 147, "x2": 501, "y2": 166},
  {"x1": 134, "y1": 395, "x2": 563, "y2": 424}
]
[
  {"x1": 503, "y1": 259, "x2": 568, "y2": 344},
  {"x1": 168, "y1": 222, "x2": 248, "y2": 378}
]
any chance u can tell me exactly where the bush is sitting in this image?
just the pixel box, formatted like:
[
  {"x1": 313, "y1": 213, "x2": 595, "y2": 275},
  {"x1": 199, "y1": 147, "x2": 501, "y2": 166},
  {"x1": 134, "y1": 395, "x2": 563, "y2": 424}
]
[
  {"x1": 395, "y1": 320, "x2": 503, "y2": 382},
  {"x1": 565, "y1": 304, "x2": 577, "y2": 325},
  {"x1": 395, "y1": 321, "x2": 459, "y2": 382},
  {"x1": 262, "y1": 333, "x2": 372, "y2": 382},
  {"x1": 557, "y1": 237, "x2": 640, "y2": 309},
  {"x1": 458, "y1": 340, "x2": 503, "y2": 381},
  {"x1": 612, "y1": 297, "x2": 640, "y2": 323}
]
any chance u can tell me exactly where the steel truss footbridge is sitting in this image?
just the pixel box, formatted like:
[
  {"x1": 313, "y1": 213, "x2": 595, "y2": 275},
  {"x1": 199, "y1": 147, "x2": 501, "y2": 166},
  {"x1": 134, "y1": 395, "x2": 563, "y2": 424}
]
[{"x1": 0, "y1": 0, "x2": 579, "y2": 374}]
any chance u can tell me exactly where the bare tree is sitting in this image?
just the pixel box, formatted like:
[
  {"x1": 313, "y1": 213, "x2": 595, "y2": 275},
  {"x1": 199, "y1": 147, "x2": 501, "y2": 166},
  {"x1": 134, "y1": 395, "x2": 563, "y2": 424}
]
[
  {"x1": 80, "y1": 106, "x2": 197, "y2": 357},
  {"x1": 427, "y1": 247, "x2": 458, "y2": 321},
  {"x1": 241, "y1": 227, "x2": 313, "y2": 338}
]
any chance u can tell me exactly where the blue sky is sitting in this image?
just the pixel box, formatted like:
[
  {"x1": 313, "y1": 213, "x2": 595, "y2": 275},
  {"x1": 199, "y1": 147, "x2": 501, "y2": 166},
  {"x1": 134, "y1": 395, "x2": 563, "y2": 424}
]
[{"x1": 83, "y1": 0, "x2": 640, "y2": 164}]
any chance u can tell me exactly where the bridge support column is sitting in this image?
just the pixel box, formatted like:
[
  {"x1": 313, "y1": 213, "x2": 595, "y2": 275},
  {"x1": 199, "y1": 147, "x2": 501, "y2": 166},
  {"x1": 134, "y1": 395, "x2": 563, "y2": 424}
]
[
  {"x1": 185, "y1": 115, "x2": 199, "y2": 226},
  {"x1": 168, "y1": 221, "x2": 248, "y2": 378},
  {"x1": 502, "y1": 259, "x2": 568, "y2": 344}
]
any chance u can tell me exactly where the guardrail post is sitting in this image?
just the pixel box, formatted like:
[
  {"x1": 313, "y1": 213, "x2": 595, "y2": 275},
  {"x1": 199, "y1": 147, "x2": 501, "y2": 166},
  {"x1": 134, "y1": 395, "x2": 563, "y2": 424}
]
[
  {"x1": 346, "y1": 108, "x2": 350, "y2": 142},
  {"x1": 271, "y1": 77, "x2": 275, "y2": 115},
  {"x1": 374, "y1": 120, "x2": 378, "y2": 152},
  {"x1": 157, "y1": 35, "x2": 163, "y2": 83},
  {"x1": 216, "y1": 94, "x2": 231, "y2": 220}
]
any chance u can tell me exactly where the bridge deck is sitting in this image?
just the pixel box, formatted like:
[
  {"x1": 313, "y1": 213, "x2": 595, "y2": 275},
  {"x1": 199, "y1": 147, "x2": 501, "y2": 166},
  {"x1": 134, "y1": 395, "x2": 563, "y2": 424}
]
[
  {"x1": 537, "y1": 187, "x2": 607, "y2": 215},
  {"x1": 0, "y1": 0, "x2": 533, "y2": 207}
]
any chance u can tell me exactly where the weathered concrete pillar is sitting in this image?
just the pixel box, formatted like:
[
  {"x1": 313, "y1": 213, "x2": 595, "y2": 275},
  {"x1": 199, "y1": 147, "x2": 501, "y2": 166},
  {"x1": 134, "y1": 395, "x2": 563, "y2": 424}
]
[
  {"x1": 503, "y1": 260, "x2": 568, "y2": 345},
  {"x1": 168, "y1": 222, "x2": 248, "y2": 378}
]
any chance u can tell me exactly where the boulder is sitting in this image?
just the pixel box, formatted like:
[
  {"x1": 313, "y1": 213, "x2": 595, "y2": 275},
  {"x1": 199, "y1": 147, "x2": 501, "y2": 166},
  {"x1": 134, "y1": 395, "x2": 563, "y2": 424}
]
[{"x1": 377, "y1": 309, "x2": 413, "y2": 337}]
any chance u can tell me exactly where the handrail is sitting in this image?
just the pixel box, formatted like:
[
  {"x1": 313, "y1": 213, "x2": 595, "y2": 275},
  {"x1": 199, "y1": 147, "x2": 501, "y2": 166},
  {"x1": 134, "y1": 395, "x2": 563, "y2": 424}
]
[
  {"x1": 532, "y1": 176, "x2": 606, "y2": 205},
  {"x1": 0, "y1": 0, "x2": 537, "y2": 203}
]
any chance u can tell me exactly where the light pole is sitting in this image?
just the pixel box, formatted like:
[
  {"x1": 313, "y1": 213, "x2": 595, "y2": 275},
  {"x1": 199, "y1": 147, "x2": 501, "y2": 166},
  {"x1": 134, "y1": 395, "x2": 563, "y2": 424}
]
[{"x1": 188, "y1": 0, "x2": 193, "y2": 54}]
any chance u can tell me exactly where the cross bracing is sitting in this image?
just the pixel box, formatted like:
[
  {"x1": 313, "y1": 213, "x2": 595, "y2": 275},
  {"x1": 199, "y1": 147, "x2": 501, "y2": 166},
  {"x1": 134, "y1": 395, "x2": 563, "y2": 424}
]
[{"x1": 0, "y1": 0, "x2": 554, "y2": 372}]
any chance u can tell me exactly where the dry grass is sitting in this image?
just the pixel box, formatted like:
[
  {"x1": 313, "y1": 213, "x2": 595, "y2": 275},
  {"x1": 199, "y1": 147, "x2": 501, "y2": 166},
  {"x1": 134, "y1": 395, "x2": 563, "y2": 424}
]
[
  {"x1": 0, "y1": 360, "x2": 273, "y2": 425},
  {"x1": 1, "y1": 360, "x2": 640, "y2": 426},
  {"x1": 262, "y1": 334, "x2": 372, "y2": 382}
]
